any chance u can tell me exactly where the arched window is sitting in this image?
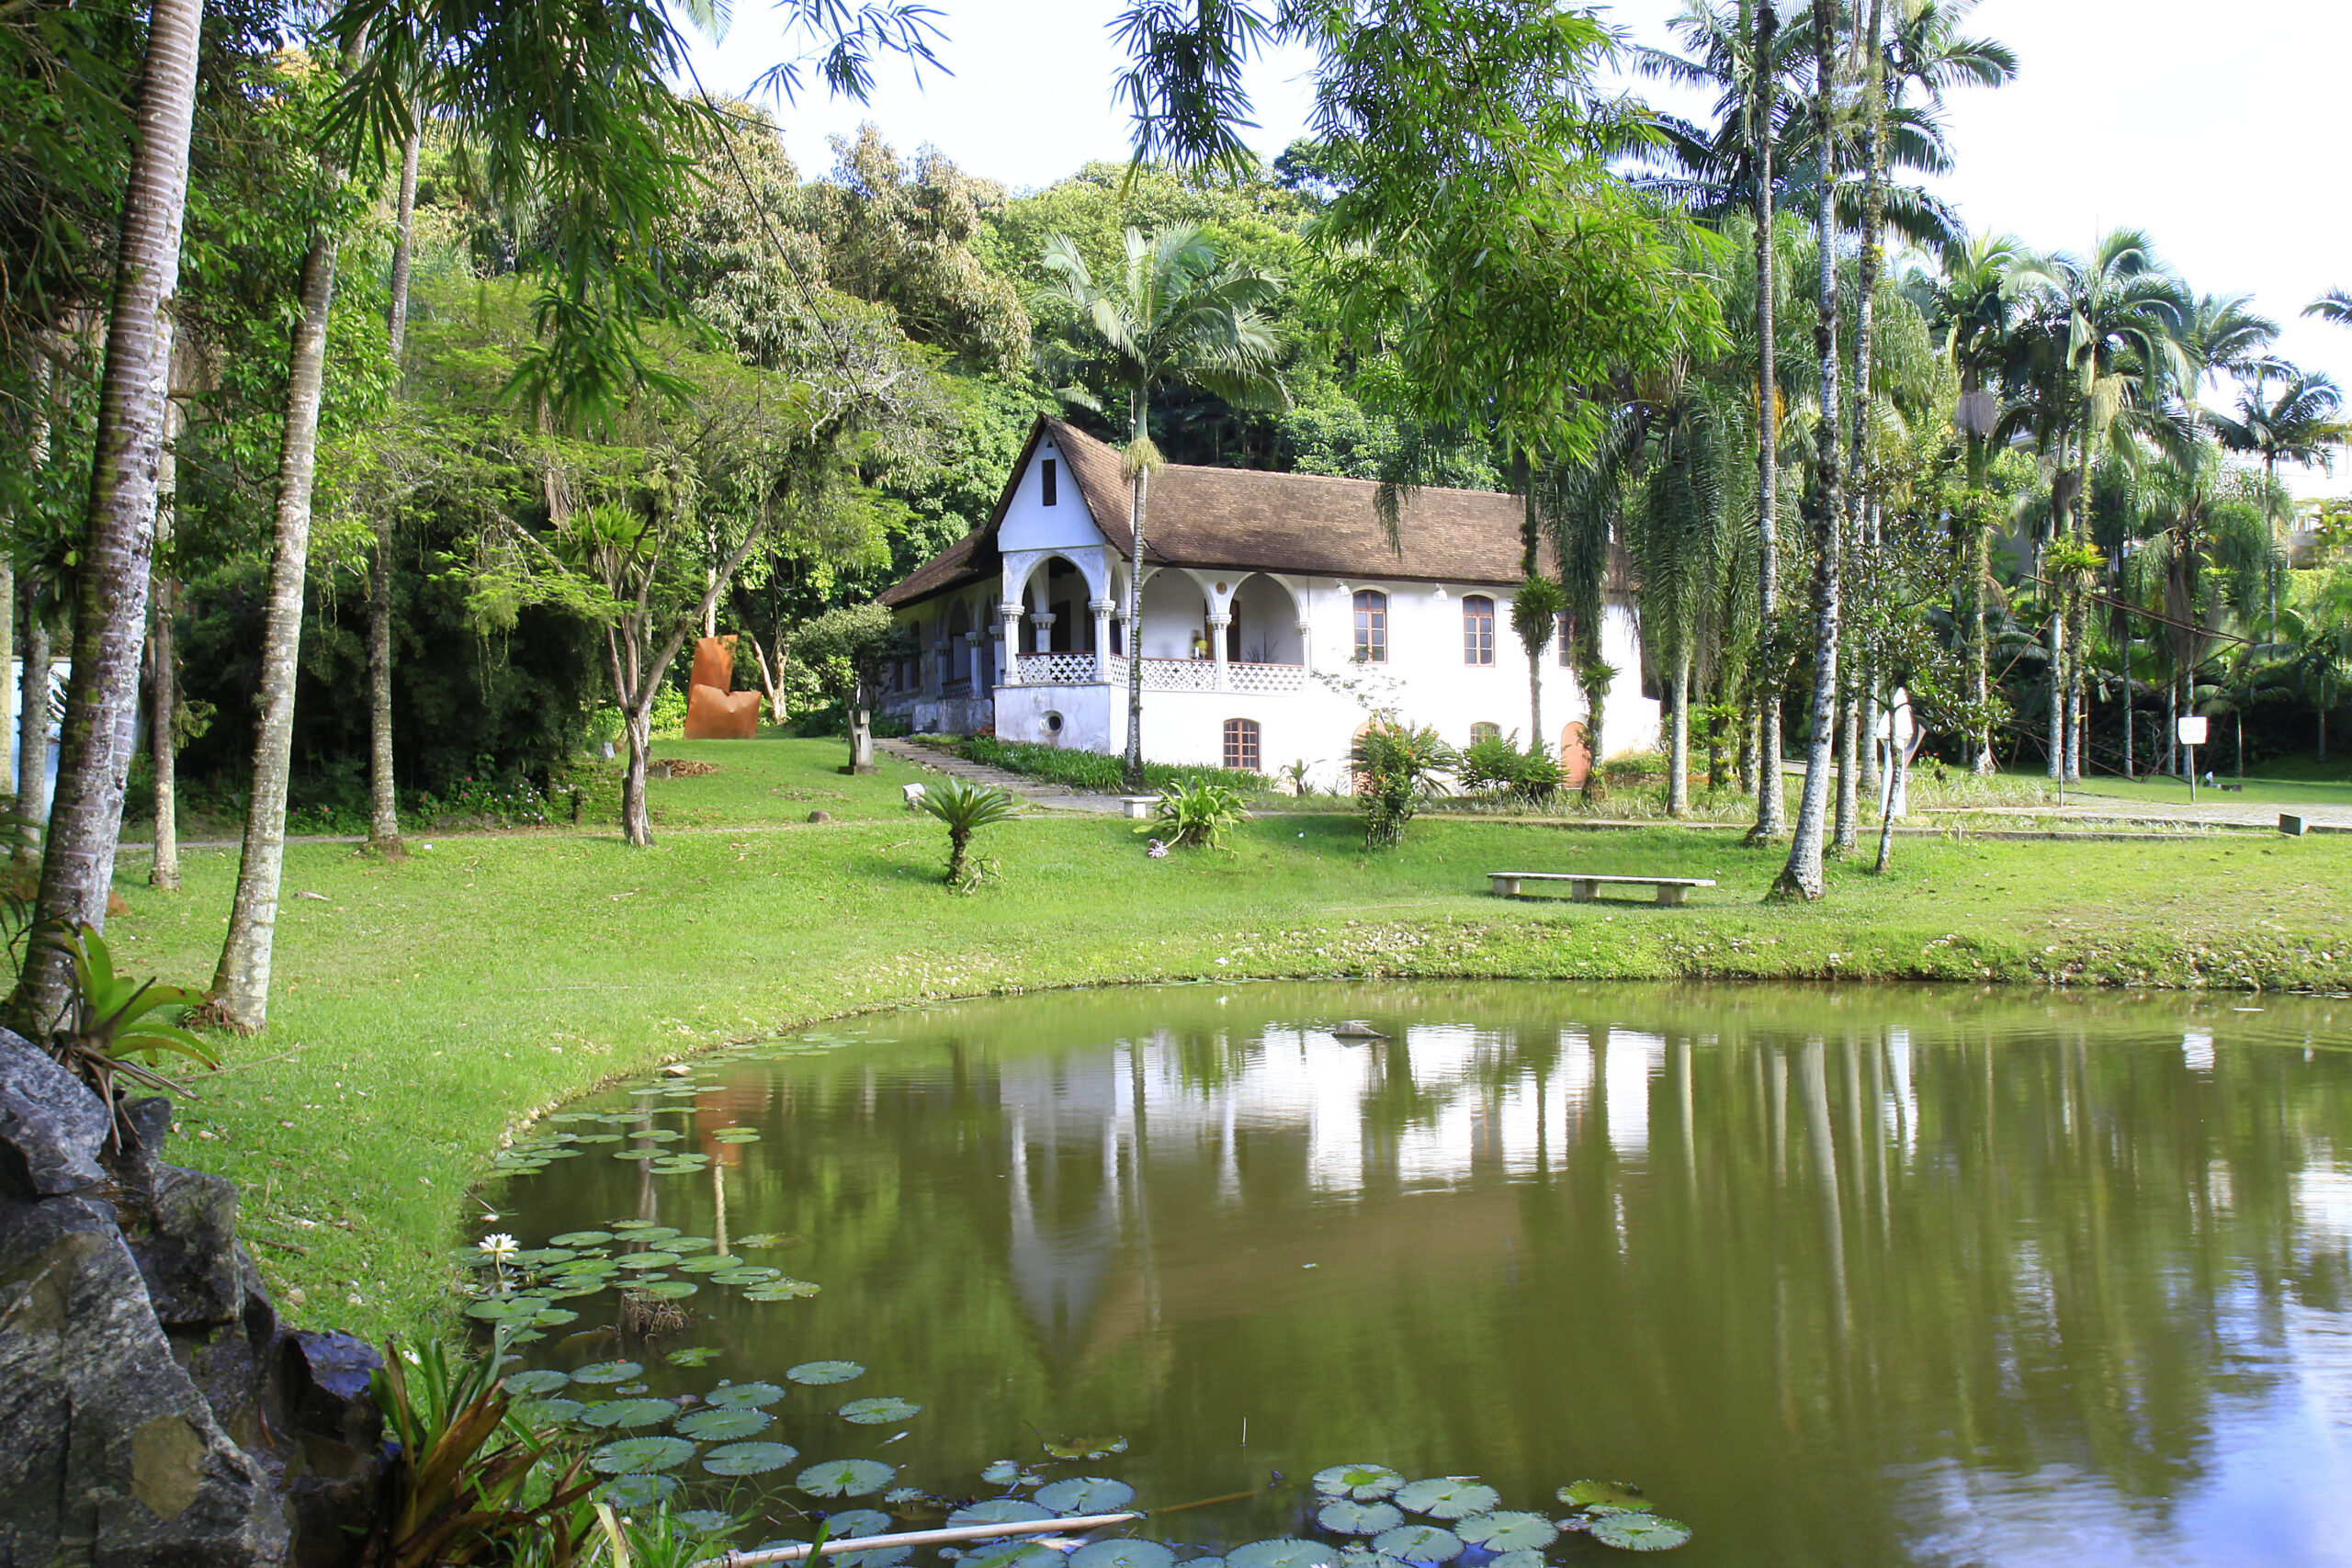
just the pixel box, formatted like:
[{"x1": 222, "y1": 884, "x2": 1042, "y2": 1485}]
[
  {"x1": 1469, "y1": 721, "x2": 1501, "y2": 745},
  {"x1": 1352, "y1": 590, "x2": 1388, "y2": 663},
  {"x1": 1223, "y1": 717, "x2": 1261, "y2": 773},
  {"x1": 1463, "y1": 594, "x2": 1496, "y2": 665}
]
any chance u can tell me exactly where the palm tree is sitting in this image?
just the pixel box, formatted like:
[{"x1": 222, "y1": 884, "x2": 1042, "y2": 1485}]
[
  {"x1": 369, "y1": 113, "x2": 425, "y2": 859},
  {"x1": 1510, "y1": 575, "x2": 1566, "y2": 753},
  {"x1": 1036, "y1": 225, "x2": 1285, "y2": 789},
  {"x1": 2256, "y1": 605, "x2": 2352, "y2": 761},
  {"x1": 2209, "y1": 367, "x2": 2345, "y2": 492},
  {"x1": 10, "y1": 0, "x2": 206, "y2": 1030},
  {"x1": 1771, "y1": 0, "x2": 1845, "y2": 904},
  {"x1": 919, "y1": 778, "x2": 1021, "y2": 886}
]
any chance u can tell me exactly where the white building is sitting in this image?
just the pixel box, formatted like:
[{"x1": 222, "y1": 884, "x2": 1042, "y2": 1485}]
[{"x1": 876, "y1": 417, "x2": 1657, "y2": 790}]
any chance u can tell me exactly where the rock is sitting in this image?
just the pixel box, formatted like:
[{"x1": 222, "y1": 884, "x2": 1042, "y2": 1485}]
[
  {"x1": 0, "y1": 1190, "x2": 288, "y2": 1568},
  {"x1": 807, "y1": 809, "x2": 832, "y2": 823},
  {"x1": 120, "y1": 1163, "x2": 253, "y2": 1330},
  {"x1": 276, "y1": 1333, "x2": 386, "y2": 1568},
  {"x1": 0, "y1": 1028, "x2": 110, "y2": 1198},
  {"x1": 902, "y1": 783, "x2": 927, "y2": 810}
]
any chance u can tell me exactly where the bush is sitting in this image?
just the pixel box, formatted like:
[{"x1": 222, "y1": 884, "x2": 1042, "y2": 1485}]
[
  {"x1": 1149, "y1": 779, "x2": 1250, "y2": 849},
  {"x1": 1350, "y1": 721, "x2": 1457, "y2": 848},
  {"x1": 1456, "y1": 732, "x2": 1561, "y2": 803},
  {"x1": 957, "y1": 736, "x2": 1265, "y2": 795}
]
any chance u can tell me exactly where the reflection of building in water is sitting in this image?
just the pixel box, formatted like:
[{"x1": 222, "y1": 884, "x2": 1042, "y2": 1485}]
[{"x1": 992, "y1": 1020, "x2": 1671, "y2": 1348}]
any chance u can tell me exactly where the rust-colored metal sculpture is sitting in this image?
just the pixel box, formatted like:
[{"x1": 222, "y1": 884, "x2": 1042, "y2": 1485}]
[{"x1": 684, "y1": 635, "x2": 761, "y2": 739}]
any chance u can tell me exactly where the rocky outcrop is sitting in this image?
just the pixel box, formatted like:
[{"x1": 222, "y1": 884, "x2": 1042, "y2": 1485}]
[{"x1": 0, "y1": 1033, "x2": 387, "y2": 1567}]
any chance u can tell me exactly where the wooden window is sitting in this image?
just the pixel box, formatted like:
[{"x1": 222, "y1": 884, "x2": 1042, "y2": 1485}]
[
  {"x1": 1223, "y1": 717, "x2": 1261, "y2": 773},
  {"x1": 1463, "y1": 594, "x2": 1496, "y2": 665},
  {"x1": 1041, "y1": 457, "x2": 1058, "y2": 506},
  {"x1": 1470, "y1": 721, "x2": 1501, "y2": 745},
  {"x1": 1352, "y1": 590, "x2": 1388, "y2": 662}
]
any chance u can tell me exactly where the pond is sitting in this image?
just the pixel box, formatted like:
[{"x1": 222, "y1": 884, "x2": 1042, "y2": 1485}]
[{"x1": 471, "y1": 983, "x2": 2352, "y2": 1567}]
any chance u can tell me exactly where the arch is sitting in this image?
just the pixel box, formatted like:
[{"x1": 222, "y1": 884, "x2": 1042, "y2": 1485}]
[
  {"x1": 1227, "y1": 573, "x2": 1304, "y2": 664},
  {"x1": 1139, "y1": 570, "x2": 1207, "y2": 660},
  {"x1": 944, "y1": 602, "x2": 971, "y2": 689},
  {"x1": 1352, "y1": 590, "x2": 1389, "y2": 663},
  {"x1": 1462, "y1": 594, "x2": 1496, "y2": 666},
  {"x1": 1558, "y1": 721, "x2": 1592, "y2": 788},
  {"x1": 1222, "y1": 717, "x2": 1261, "y2": 773}
]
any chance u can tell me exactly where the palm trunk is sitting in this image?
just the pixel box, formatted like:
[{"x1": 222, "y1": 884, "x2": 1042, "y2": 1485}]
[
  {"x1": 1121, "y1": 389, "x2": 1151, "y2": 791},
  {"x1": 148, "y1": 384, "x2": 182, "y2": 889},
  {"x1": 1771, "y1": 0, "x2": 1843, "y2": 904},
  {"x1": 1833, "y1": 679, "x2": 1859, "y2": 852},
  {"x1": 210, "y1": 231, "x2": 339, "y2": 1032},
  {"x1": 10, "y1": 0, "x2": 206, "y2": 1030},
  {"x1": 1527, "y1": 645, "x2": 1544, "y2": 753},
  {"x1": 1844, "y1": 0, "x2": 1883, "y2": 848},
  {"x1": 366, "y1": 127, "x2": 420, "y2": 857},
  {"x1": 1749, "y1": 0, "x2": 1785, "y2": 842},
  {"x1": 1668, "y1": 658, "x2": 1690, "y2": 818},
  {"x1": 1871, "y1": 728, "x2": 1917, "y2": 874},
  {"x1": 15, "y1": 585, "x2": 49, "y2": 865}
]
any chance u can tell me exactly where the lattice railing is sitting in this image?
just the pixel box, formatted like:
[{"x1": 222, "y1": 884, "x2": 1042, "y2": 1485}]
[
  {"x1": 1015, "y1": 652, "x2": 1109, "y2": 685},
  {"x1": 1227, "y1": 661, "x2": 1307, "y2": 694},
  {"x1": 1140, "y1": 659, "x2": 1215, "y2": 692}
]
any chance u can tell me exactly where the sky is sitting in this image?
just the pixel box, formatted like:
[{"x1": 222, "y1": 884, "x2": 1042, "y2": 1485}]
[{"x1": 684, "y1": 0, "x2": 2352, "y2": 497}]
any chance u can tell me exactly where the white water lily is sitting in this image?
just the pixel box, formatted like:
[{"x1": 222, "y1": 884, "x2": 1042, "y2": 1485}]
[{"x1": 478, "y1": 1233, "x2": 519, "y2": 1262}]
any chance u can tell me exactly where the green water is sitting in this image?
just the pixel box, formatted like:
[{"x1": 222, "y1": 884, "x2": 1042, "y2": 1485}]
[{"x1": 481, "y1": 983, "x2": 2352, "y2": 1567}]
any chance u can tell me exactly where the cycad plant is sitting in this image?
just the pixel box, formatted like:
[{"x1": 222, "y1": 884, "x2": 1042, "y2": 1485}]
[
  {"x1": 918, "y1": 777, "x2": 1021, "y2": 888},
  {"x1": 1350, "y1": 722, "x2": 1457, "y2": 848}
]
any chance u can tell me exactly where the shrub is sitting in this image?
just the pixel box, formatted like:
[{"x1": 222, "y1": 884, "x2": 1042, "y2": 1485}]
[
  {"x1": 957, "y1": 736, "x2": 1265, "y2": 795},
  {"x1": 1455, "y1": 732, "x2": 1561, "y2": 803},
  {"x1": 1149, "y1": 779, "x2": 1250, "y2": 849},
  {"x1": 1350, "y1": 721, "x2": 1457, "y2": 848}
]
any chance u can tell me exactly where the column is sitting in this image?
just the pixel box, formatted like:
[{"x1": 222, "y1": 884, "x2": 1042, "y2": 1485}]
[
  {"x1": 1296, "y1": 619, "x2": 1313, "y2": 674},
  {"x1": 1029, "y1": 612, "x2": 1057, "y2": 673},
  {"x1": 997, "y1": 605, "x2": 1022, "y2": 686},
  {"x1": 1090, "y1": 598, "x2": 1114, "y2": 681},
  {"x1": 1208, "y1": 612, "x2": 1232, "y2": 692}
]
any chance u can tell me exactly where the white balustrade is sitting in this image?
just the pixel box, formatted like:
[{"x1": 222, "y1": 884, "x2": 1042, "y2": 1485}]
[
  {"x1": 1225, "y1": 661, "x2": 1308, "y2": 694},
  {"x1": 1139, "y1": 659, "x2": 1216, "y2": 692},
  {"x1": 1015, "y1": 652, "x2": 1111, "y2": 685}
]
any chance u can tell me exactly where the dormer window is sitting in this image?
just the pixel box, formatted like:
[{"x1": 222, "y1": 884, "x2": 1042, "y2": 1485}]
[{"x1": 1041, "y1": 457, "x2": 1057, "y2": 506}]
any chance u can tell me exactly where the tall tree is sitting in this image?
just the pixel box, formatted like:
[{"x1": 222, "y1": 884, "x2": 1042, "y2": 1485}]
[
  {"x1": 11, "y1": 0, "x2": 206, "y2": 1029},
  {"x1": 1770, "y1": 0, "x2": 1844, "y2": 902},
  {"x1": 368, "y1": 116, "x2": 423, "y2": 858},
  {"x1": 1035, "y1": 224, "x2": 1285, "y2": 789}
]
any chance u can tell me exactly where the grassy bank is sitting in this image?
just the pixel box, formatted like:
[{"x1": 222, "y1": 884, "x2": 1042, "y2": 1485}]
[{"x1": 99, "y1": 737, "x2": 2352, "y2": 1345}]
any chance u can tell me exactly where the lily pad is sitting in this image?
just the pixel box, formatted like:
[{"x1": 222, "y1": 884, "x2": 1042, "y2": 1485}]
[
  {"x1": 981, "y1": 1460, "x2": 1025, "y2": 1485},
  {"x1": 677, "y1": 1256, "x2": 741, "y2": 1274},
  {"x1": 675, "y1": 1510, "x2": 739, "y2": 1536},
  {"x1": 839, "y1": 1398, "x2": 922, "y2": 1427},
  {"x1": 1034, "y1": 1477, "x2": 1135, "y2": 1514},
  {"x1": 1455, "y1": 1514, "x2": 1557, "y2": 1552},
  {"x1": 1585, "y1": 1515, "x2": 1690, "y2": 1552},
  {"x1": 1315, "y1": 1465, "x2": 1405, "y2": 1502},
  {"x1": 664, "y1": 1235, "x2": 716, "y2": 1252},
  {"x1": 734, "y1": 1233, "x2": 801, "y2": 1248},
  {"x1": 1317, "y1": 1503, "x2": 1403, "y2": 1537},
  {"x1": 704, "y1": 1442, "x2": 799, "y2": 1476},
  {"x1": 825, "y1": 1510, "x2": 896, "y2": 1539},
  {"x1": 580, "y1": 1398, "x2": 678, "y2": 1429},
  {"x1": 616, "y1": 1251, "x2": 681, "y2": 1269},
  {"x1": 1556, "y1": 1483, "x2": 1649, "y2": 1514},
  {"x1": 503, "y1": 1370, "x2": 571, "y2": 1395},
  {"x1": 465, "y1": 1295, "x2": 549, "y2": 1323},
  {"x1": 1071, "y1": 1544, "x2": 1176, "y2": 1568},
  {"x1": 513, "y1": 1247, "x2": 579, "y2": 1267},
  {"x1": 597, "y1": 1473, "x2": 679, "y2": 1507},
  {"x1": 946, "y1": 1500, "x2": 1055, "y2": 1532},
  {"x1": 710, "y1": 1268, "x2": 784, "y2": 1286},
  {"x1": 1370, "y1": 1528, "x2": 1461, "y2": 1563},
  {"x1": 744, "y1": 1280, "x2": 821, "y2": 1302},
  {"x1": 629, "y1": 1279, "x2": 698, "y2": 1300},
  {"x1": 591, "y1": 1436, "x2": 696, "y2": 1474},
  {"x1": 714, "y1": 1129, "x2": 762, "y2": 1143},
  {"x1": 706, "y1": 1382, "x2": 786, "y2": 1408},
  {"x1": 957, "y1": 1547, "x2": 1059, "y2": 1568},
  {"x1": 665, "y1": 1347, "x2": 720, "y2": 1367},
  {"x1": 798, "y1": 1460, "x2": 897, "y2": 1498},
  {"x1": 570, "y1": 1360, "x2": 643, "y2": 1384},
  {"x1": 1487, "y1": 1553, "x2": 1547, "y2": 1568},
  {"x1": 516, "y1": 1397, "x2": 585, "y2": 1425},
  {"x1": 675, "y1": 1407, "x2": 773, "y2": 1440},
  {"x1": 1043, "y1": 1436, "x2": 1128, "y2": 1461},
  {"x1": 1394, "y1": 1480, "x2": 1498, "y2": 1521},
  {"x1": 788, "y1": 1361, "x2": 865, "y2": 1385},
  {"x1": 1227, "y1": 1541, "x2": 1340, "y2": 1568}
]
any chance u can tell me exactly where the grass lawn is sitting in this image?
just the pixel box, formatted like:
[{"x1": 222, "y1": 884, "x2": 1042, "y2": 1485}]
[
  {"x1": 100, "y1": 736, "x2": 2352, "y2": 1346},
  {"x1": 2066, "y1": 768, "x2": 2352, "y2": 810}
]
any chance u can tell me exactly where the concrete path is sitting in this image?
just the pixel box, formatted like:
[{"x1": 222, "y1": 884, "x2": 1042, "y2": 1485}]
[{"x1": 876, "y1": 739, "x2": 1129, "y2": 815}]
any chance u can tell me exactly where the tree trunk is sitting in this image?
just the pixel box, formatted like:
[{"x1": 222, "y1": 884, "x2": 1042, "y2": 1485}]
[
  {"x1": 1833, "y1": 679, "x2": 1859, "y2": 852},
  {"x1": 1871, "y1": 729, "x2": 1919, "y2": 874},
  {"x1": 620, "y1": 703, "x2": 653, "y2": 844},
  {"x1": 1526, "y1": 645, "x2": 1543, "y2": 754},
  {"x1": 148, "y1": 385, "x2": 182, "y2": 890},
  {"x1": 367, "y1": 126, "x2": 420, "y2": 858},
  {"x1": 1121, "y1": 391, "x2": 1152, "y2": 791},
  {"x1": 1847, "y1": 0, "x2": 1884, "y2": 843},
  {"x1": 1749, "y1": 0, "x2": 1785, "y2": 843},
  {"x1": 1668, "y1": 659, "x2": 1690, "y2": 818},
  {"x1": 11, "y1": 0, "x2": 207, "y2": 1030},
  {"x1": 15, "y1": 586, "x2": 50, "y2": 865},
  {"x1": 209, "y1": 231, "x2": 339, "y2": 1033},
  {"x1": 1738, "y1": 694, "x2": 1758, "y2": 795},
  {"x1": 1771, "y1": 0, "x2": 1843, "y2": 904}
]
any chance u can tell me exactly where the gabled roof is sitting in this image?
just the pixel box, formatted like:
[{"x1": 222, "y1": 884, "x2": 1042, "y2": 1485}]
[{"x1": 878, "y1": 416, "x2": 1556, "y2": 610}]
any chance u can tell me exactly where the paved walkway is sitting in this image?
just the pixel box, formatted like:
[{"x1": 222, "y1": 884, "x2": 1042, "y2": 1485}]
[{"x1": 876, "y1": 739, "x2": 1129, "y2": 815}]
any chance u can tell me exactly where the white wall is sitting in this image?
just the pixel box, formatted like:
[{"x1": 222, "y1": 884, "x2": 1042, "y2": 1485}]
[{"x1": 997, "y1": 438, "x2": 1106, "y2": 557}]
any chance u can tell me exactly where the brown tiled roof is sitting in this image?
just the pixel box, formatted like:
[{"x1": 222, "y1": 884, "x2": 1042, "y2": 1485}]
[{"x1": 879, "y1": 415, "x2": 1570, "y2": 609}]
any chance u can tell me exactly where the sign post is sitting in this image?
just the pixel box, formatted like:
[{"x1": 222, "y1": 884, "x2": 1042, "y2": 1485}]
[{"x1": 2177, "y1": 715, "x2": 2209, "y2": 803}]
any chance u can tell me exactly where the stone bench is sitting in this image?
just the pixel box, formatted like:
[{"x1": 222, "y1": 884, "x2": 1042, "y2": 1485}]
[
  {"x1": 1488, "y1": 871, "x2": 1716, "y2": 907},
  {"x1": 1121, "y1": 795, "x2": 1159, "y2": 820}
]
